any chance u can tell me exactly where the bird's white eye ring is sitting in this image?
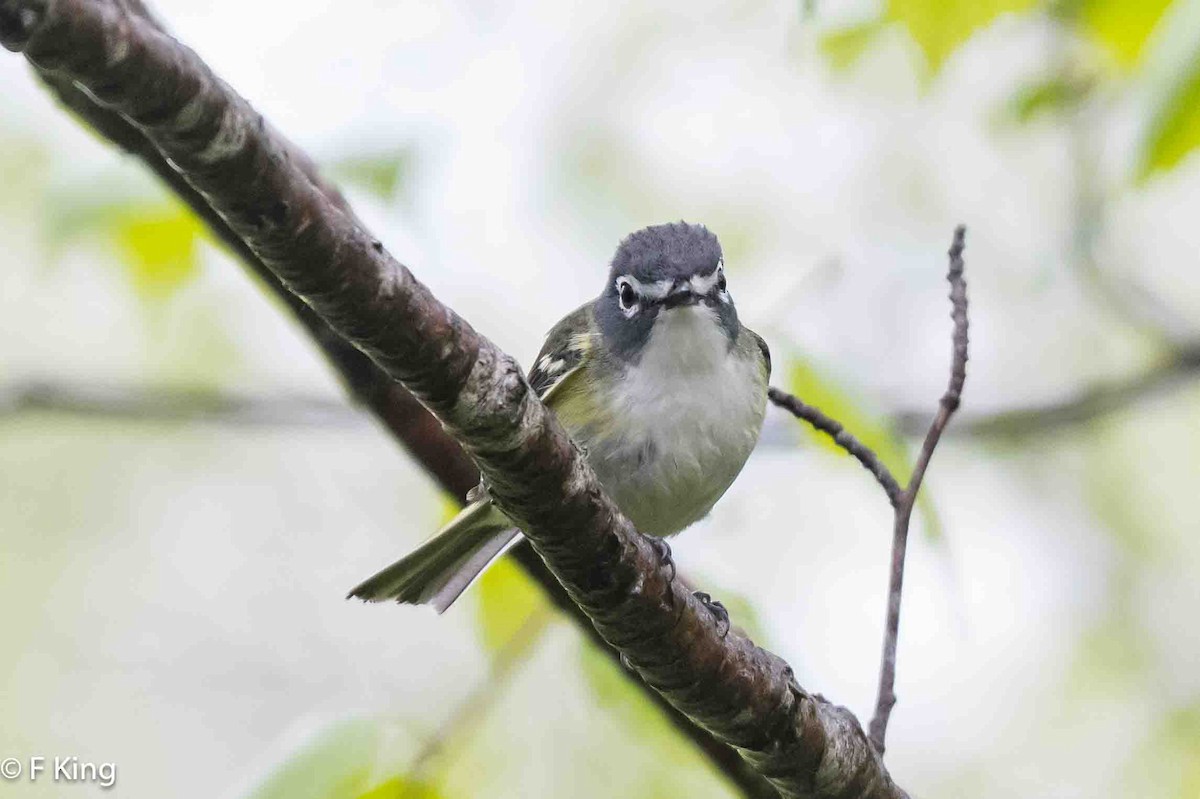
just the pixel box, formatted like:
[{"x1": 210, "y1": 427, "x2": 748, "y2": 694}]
[
  {"x1": 618, "y1": 280, "x2": 637, "y2": 311},
  {"x1": 716, "y1": 266, "x2": 727, "y2": 293}
]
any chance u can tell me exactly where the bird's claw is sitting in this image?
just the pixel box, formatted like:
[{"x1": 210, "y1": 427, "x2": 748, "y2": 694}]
[
  {"x1": 649, "y1": 537, "x2": 676, "y2": 583},
  {"x1": 693, "y1": 591, "x2": 730, "y2": 638}
]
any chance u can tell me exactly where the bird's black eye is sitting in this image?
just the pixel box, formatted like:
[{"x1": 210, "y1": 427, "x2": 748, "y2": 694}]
[
  {"x1": 717, "y1": 267, "x2": 727, "y2": 293},
  {"x1": 618, "y1": 280, "x2": 637, "y2": 310}
]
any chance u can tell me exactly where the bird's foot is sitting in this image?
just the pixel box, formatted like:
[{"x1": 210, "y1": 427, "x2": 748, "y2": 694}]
[
  {"x1": 648, "y1": 537, "x2": 676, "y2": 583},
  {"x1": 693, "y1": 591, "x2": 730, "y2": 638}
]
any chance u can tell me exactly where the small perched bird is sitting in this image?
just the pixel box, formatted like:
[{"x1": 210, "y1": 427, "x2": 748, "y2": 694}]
[{"x1": 350, "y1": 222, "x2": 771, "y2": 612}]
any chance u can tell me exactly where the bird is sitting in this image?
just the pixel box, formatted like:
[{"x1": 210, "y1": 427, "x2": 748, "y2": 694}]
[{"x1": 349, "y1": 221, "x2": 771, "y2": 612}]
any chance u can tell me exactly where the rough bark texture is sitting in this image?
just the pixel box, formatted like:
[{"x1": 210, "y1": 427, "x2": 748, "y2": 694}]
[
  {"x1": 27, "y1": 12, "x2": 773, "y2": 797},
  {"x1": 0, "y1": 1, "x2": 906, "y2": 796}
]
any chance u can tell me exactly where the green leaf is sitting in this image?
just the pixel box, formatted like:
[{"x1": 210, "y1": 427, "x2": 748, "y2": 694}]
[
  {"x1": 1139, "y1": 45, "x2": 1200, "y2": 180},
  {"x1": 241, "y1": 718, "x2": 446, "y2": 799},
  {"x1": 242, "y1": 719, "x2": 381, "y2": 799},
  {"x1": 787, "y1": 359, "x2": 911, "y2": 481},
  {"x1": 886, "y1": 0, "x2": 1038, "y2": 75},
  {"x1": 1078, "y1": 0, "x2": 1173, "y2": 70},
  {"x1": 47, "y1": 194, "x2": 206, "y2": 298},
  {"x1": 820, "y1": 18, "x2": 887, "y2": 73},
  {"x1": 474, "y1": 554, "x2": 544, "y2": 657},
  {"x1": 328, "y1": 150, "x2": 412, "y2": 201},
  {"x1": 355, "y1": 777, "x2": 445, "y2": 799},
  {"x1": 1003, "y1": 75, "x2": 1091, "y2": 124},
  {"x1": 787, "y1": 358, "x2": 943, "y2": 541},
  {"x1": 112, "y1": 202, "x2": 205, "y2": 298}
]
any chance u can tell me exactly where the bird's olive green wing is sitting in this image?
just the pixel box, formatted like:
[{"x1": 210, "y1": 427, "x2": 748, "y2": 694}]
[
  {"x1": 528, "y1": 302, "x2": 596, "y2": 406},
  {"x1": 748, "y1": 328, "x2": 772, "y2": 380}
]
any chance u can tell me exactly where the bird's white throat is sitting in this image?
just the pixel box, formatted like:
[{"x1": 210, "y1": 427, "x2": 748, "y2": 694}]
[{"x1": 640, "y1": 304, "x2": 731, "y2": 375}]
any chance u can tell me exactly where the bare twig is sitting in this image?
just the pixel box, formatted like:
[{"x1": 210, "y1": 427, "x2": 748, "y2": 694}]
[
  {"x1": 1, "y1": 1, "x2": 905, "y2": 795},
  {"x1": 868, "y1": 225, "x2": 968, "y2": 753},
  {"x1": 891, "y1": 342, "x2": 1200, "y2": 438},
  {"x1": 8, "y1": 348, "x2": 1199, "y2": 446},
  {"x1": 767, "y1": 387, "x2": 903, "y2": 506},
  {"x1": 0, "y1": 380, "x2": 364, "y2": 427},
  {"x1": 767, "y1": 226, "x2": 969, "y2": 757}
]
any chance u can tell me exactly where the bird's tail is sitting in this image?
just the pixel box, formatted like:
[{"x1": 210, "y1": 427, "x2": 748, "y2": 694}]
[{"x1": 347, "y1": 500, "x2": 522, "y2": 613}]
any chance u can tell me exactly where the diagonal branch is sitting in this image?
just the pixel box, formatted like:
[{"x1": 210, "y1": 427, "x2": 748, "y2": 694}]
[
  {"x1": 768, "y1": 226, "x2": 969, "y2": 756},
  {"x1": 765, "y1": 389, "x2": 903, "y2": 506},
  {"x1": 0, "y1": 1, "x2": 906, "y2": 796},
  {"x1": 16, "y1": 5, "x2": 774, "y2": 798}
]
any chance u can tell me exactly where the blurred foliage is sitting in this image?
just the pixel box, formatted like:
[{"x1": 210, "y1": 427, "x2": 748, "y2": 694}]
[
  {"x1": 1133, "y1": 705, "x2": 1200, "y2": 799},
  {"x1": 1140, "y1": 47, "x2": 1200, "y2": 179},
  {"x1": 887, "y1": 0, "x2": 1039, "y2": 74},
  {"x1": 328, "y1": 149, "x2": 414, "y2": 202},
  {"x1": 46, "y1": 192, "x2": 207, "y2": 300},
  {"x1": 242, "y1": 718, "x2": 443, "y2": 799},
  {"x1": 1101, "y1": 702, "x2": 1200, "y2": 798},
  {"x1": 1063, "y1": 558, "x2": 1149, "y2": 704},
  {"x1": 356, "y1": 778, "x2": 445, "y2": 799},
  {"x1": 819, "y1": 19, "x2": 887, "y2": 72},
  {"x1": 1074, "y1": 0, "x2": 1173, "y2": 68},
  {"x1": 822, "y1": 0, "x2": 1200, "y2": 179},
  {"x1": 36, "y1": 149, "x2": 410, "y2": 305},
  {"x1": 475, "y1": 555, "x2": 545, "y2": 658},
  {"x1": 787, "y1": 359, "x2": 911, "y2": 478},
  {"x1": 113, "y1": 203, "x2": 207, "y2": 299},
  {"x1": 576, "y1": 641, "x2": 722, "y2": 799},
  {"x1": 1001, "y1": 74, "x2": 1092, "y2": 123}
]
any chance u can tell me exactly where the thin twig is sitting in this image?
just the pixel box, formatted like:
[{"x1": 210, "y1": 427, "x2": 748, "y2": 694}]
[
  {"x1": 767, "y1": 387, "x2": 903, "y2": 506},
  {"x1": 867, "y1": 225, "x2": 969, "y2": 754},
  {"x1": 766, "y1": 226, "x2": 969, "y2": 757},
  {"x1": 0, "y1": 380, "x2": 364, "y2": 427},
  {"x1": 890, "y1": 342, "x2": 1200, "y2": 438},
  {"x1": 6, "y1": 355, "x2": 1199, "y2": 443}
]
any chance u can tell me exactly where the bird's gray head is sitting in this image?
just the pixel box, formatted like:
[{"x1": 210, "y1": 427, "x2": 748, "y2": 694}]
[{"x1": 595, "y1": 222, "x2": 739, "y2": 362}]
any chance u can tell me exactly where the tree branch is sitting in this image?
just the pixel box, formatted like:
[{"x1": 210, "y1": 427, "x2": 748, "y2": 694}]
[
  {"x1": 867, "y1": 226, "x2": 968, "y2": 753},
  {"x1": 12, "y1": 5, "x2": 775, "y2": 798},
  {"x1": 765, "y1": 388, "x2": 903, "y2": 506},
  {"x1": 0, "y1": 379, "x2": 363, "y2": 426},
  {"x1": 1, "y1": 1, "x2": 905, "y2": 796},
  {"x1": 892, "y1": 342, "x2": 1200, "y2": 438},
  {"x1": 8, "y1": 351, "x2": 1198, "y2": 446},
  {"x1": 768, "y1": 227, "x2": 969, "y2": 756}
]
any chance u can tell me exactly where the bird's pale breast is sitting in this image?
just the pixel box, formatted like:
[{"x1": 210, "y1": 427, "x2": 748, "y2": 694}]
[{"x1": 569, "y1": 305, "x2": 767, "y2": 537}]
